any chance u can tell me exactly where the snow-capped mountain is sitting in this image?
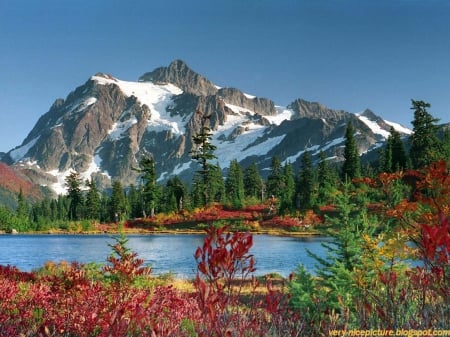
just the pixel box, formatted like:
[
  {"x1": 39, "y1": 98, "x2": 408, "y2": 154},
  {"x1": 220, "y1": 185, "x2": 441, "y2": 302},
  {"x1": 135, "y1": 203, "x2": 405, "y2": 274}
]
[{"x1": 2, "y1": 60, "x2": 412, "y2": 195}]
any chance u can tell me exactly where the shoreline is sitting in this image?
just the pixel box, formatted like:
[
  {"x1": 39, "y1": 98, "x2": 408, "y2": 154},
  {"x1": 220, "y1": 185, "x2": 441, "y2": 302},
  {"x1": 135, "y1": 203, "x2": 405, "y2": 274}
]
[{"x1": 1, "y1": 227, "x2": 323, "y2": 237}]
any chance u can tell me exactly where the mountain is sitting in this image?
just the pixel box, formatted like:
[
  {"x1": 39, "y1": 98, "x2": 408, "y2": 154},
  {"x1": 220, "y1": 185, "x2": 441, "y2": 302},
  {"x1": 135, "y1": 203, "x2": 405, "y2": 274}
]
[
  {"x1": 0, "y1": 162, "x2": 48, "y2": 208},
  {"x1": 2, "y1": 60, "x2": 412, "y2": 195}
]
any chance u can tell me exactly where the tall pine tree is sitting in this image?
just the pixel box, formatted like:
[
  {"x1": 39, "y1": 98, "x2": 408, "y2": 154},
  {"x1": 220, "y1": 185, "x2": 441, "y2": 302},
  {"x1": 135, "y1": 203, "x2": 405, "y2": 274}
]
[
  {"x1": 85, "y1": 178, "x2": 101, "y2": 220},
  {"x1": 382, "y1": 127, "x2": 408, "y2": 172},
  {"x1": 409, "y1": 100, "x2": 441, "y2": 168},
  {"x1": 266, "y1": 156, "x2": 283, "y2": 199},
  {"x1": 190, "y1": 111, "x2": 218, "y2": 206},
  {"x1": 341, "y1": 122, "x2": 361, "y2": 181},
  {"x1": 65, "y1": 171, "x2": 83, "y2": 221},
  {"x1": 225, "y1": 159, "x2": 245, "y2": 209},
  {"x1": 296, "y1": 150, "x2": 315, "y2": 211},
  {"x1": 136, "y1": 156, "x2": 159, "y2": 217},
  {"x1": 244, "y1": 162, "x2": 263, "y2": 201},
  {"x1": 279, "y1": 162, "x2": 295, "y2": 214}
]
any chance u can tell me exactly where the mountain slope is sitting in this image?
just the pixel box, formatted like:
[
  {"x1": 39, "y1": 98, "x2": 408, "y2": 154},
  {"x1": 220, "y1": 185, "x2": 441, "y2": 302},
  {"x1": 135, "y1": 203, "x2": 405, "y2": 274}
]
[{"x1": 2, "y1": 60, "x2": 412, "y2": 195}]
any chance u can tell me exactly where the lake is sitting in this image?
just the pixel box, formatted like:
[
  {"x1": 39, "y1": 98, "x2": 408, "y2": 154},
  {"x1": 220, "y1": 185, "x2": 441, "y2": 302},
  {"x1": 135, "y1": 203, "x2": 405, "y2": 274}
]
[{"x1": 0, "y1": 234, "x2": 331, "y2": 278}]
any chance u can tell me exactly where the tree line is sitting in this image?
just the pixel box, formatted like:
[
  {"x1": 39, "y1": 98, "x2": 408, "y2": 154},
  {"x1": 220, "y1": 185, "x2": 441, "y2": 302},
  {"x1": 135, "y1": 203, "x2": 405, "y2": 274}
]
[{"x1": 1, "y1": 100, "x2": 449, "y2": 232}]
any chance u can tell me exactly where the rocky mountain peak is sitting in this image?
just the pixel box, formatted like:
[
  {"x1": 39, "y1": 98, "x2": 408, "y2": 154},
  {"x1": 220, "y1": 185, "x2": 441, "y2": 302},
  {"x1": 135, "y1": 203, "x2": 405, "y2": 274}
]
[
  {"x1": 139, "y1": 60, "x2": 218, "y2": 97},
  {"x1": 2, "y1": 61, "x2": 413, "y2": 196},
  {"x1": 288, "y1": 98, "x2": 349, "y2": 122},
  {"x1": 360, "y1": 109, "x2": 378, "y2": 120}
]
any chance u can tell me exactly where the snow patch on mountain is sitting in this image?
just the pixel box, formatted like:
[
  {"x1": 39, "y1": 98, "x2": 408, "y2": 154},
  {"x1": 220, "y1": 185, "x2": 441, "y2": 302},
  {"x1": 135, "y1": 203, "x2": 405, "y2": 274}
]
[
  {"x1": 47, "y1": 169, "x2": 71, "y2": 195},
  {"x1": 357, "y1": 115, "x2": 390, "y2": 138},
  {"x1": 108, "y1": 116, "x2": 138, "y2": 140},
  {"x1": 10, "y1": 136, "x2": 40, "y2": 163},
  {"x1": 283, "y1": 144, "x2": 320, "y2": 165},
  {"x1": 92, "y1": 75, "x2": 186, "y2": 135},
  {"x1": 385, "y1": 120, "x2": 413, "y2": 135},
  {"x1": 265, "y1": 107, "x2": 293, "y2": 125}
]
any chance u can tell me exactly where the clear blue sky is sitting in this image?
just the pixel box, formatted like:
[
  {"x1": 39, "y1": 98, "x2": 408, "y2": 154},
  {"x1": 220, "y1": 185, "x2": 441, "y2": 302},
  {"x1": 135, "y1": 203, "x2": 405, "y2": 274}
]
[{"x1": 1, "y1": 0, "x2": 449, "y2": 153}]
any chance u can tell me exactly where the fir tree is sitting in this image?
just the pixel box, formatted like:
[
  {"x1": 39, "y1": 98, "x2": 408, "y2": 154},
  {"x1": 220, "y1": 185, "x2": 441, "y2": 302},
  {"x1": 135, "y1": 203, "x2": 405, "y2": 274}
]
[
  {"x1": 341, "y1": 122, "x2": 361, "y2": 181},
  {"x1": 209, "y1": 162, "x2": 225, "y2": 204},
  {"x1": 409, "y1": 100, "x2": 441, "y2": 168},
  {"x1": 190, "y1": 111, "x2": 218, "y2": 206},
  {"x1": 441, "y1": 127, "x2": 450, "y2": 161},
  {"x1": 127, "y1": 184, "x2": 143, "y2": 218},
  {"x1": 308, "y1": 182, "x2": 376, "y2": 313},
  {"x1": 243, "y1": 162, "x2": 263, "y2": 201},
  {"x1": 135, "y1": 156, "x2": 159, "y2": 217},
  {"x1": 65, "y1": 171, "x2": 83, "y2": 221},
  {"x1": 266, "y1": 156, "x2": 283, "y2": 199},
  {"x1": 391, "y1": 129, "x2": 408, "y2": 171},
  {"x1": 85, "y1": 178, "x2": 101, "y2": 220},
  {"x1": 296, "y1": 150, "x2": 315, "y2": 210},
  {"x1": 225, "y1": 159, "x2": 245, "y2": 209},
  {"x1": 16, "y1": 187, "x2": 29, "y2": 220},
  {"x1": 385, "y1": 127, "x2": 408, "y2": 172},
  {"x1": 278, "y1": 162, "x2": 295, "y2": 214},
  {"x1": 164, "y1": 176, "x2": 187, "y2": 212},
  {"x1": 316, "y1": 151, "x2": 335, "y2": 204},
  {"x1": 109, "y1": 180, "x2": 129, "y2": 222}
]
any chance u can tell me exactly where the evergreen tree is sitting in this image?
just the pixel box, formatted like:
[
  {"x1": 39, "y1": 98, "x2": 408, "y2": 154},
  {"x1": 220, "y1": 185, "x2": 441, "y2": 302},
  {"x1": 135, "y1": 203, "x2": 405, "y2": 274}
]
[
  {"x1": 127, "y1": 184, "x2": 143, "y2": 218},
  {"x1": 243, "y1": 162, "x2": 263, "y2": 201},
  {"x1": 266, "y1": 156, "x2": 283, "y2": 199},
  {"x1": 16, "y1": 188, "x2": 29, "y2": 220},
  {"x1": 190, "y1": 111, "x2": 218, "y2": 206},
  {"x1": 341, "y1": 122, "x2": 361, "y2": 181},
  {"x1": 409, "y1": 100, "x2": 441, "y2": 168},
  {"x1": 296, "y1": 150, "x2": 315, "y2": 210},
  {"x1": 109, "y1": 180, "x2": 129, "y2": 222},
  {"x1": 136, "y1": 156, "x2": 159, "y2": 217},
  {"x1": 442, "y1": 128, "x2": 450, "y2": 161},
  {"x1": 191, "y1": 174, "x2": 205, "y2": 208},
  {"x1": 317, "y1": 151, "x2": 335, "y2": 205},
  {"x1": 225, "y1": 159, "x2": 245, "y2": 209},
  {"x1": 85, "y1": 178, "x2": 101, "y2": 220},
  {"x1": 209, "y1": 162, "x2": 225, "y2": 204},
  {"x1": 279, "y1": 162, "x2": 295, "y2": 214},
  {"x1": 65, "y1": 171, "x2": 84, "y2": 221},
  {"x1": 163, "y1": 176, "x2": 187, "y2": 212},
  {"x1": 388, "y1": 127, "x2": 408, "y2": 172},
  {"x1": 308, "y1": 182, "x2": 376, "y2": 313}
]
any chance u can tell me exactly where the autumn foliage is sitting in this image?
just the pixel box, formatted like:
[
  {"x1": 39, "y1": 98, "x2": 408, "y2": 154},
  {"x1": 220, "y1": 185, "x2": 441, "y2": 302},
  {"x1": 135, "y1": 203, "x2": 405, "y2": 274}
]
[{"x1": 1, "y1": 161, "x2": 449, "y2": 335}]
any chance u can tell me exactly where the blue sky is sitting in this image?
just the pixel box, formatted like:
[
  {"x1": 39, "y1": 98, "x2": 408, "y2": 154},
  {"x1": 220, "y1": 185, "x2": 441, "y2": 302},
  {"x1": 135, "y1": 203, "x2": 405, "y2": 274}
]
[{"x1": 1, "y1": 0, "x2": 449, "y2": 153}]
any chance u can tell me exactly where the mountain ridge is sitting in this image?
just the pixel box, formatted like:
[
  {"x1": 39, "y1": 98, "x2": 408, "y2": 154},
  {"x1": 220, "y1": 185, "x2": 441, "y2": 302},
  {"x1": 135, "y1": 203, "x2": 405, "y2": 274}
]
[{"x1": 2, "y1": 60, "x2": 412, "y2": 195}]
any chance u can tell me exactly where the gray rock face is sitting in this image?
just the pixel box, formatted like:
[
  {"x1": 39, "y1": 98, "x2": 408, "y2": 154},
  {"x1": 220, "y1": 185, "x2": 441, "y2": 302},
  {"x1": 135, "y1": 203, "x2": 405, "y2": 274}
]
[{"x1": 139, "y1": 60, "x2": 218, "y2": 97}]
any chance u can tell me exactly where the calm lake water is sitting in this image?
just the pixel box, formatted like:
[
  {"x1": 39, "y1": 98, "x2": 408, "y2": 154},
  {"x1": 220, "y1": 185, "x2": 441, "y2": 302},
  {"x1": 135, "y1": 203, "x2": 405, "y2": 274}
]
[{"x1": 0, "y1": 234, "x2": 331, "y2": 278}]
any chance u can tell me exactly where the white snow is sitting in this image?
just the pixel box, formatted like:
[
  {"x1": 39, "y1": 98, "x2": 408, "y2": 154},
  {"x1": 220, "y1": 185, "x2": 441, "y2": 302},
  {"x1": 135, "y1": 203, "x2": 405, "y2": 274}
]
[
  {"x1": 319, "y1": 137, "x2": 345, "y2": 153},
  {"x1": 385, "y1": 120, "x2": 413, "y2": 135},
  {"x1": 282, "y1": 144, "x2": 320, "y2": 166},
  {"x1": 357, "y1": 115, "x2": 391, "y2": 138},
  {"x1": 92, "y1": 75, "x2": 186, "y2": 136},
  {"x1": 214, "y1": 128, "x2": 285, "y2": 167},
  {"x1": 47, "y1": 168, "x2": 72, "y2": 195},
  {"x1": 243, "y1": 92, "x2": 256, "y2": 99},
  {"x1": 9, "y1": 136, "x2": 40, "y2": 162},
  {"x1": 108, "y1": 116, "x2": 138, "y2": 140},
  {"x1": 225, "y1": 103, "x2": 255, "y2": 116},
  {"x1": 264, "y1": 107, "x2": 293, "y2": 126},
  {"x1": 84, "y1": 97, "x2": 97, "y2": 107}
]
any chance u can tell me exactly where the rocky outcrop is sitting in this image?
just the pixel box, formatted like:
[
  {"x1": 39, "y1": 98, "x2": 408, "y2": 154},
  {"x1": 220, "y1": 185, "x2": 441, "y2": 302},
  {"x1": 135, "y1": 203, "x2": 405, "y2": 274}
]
[
  {"x1": 288, "y1": 98, "x2": 349, "y2": 122},
  {"x1": 139, "y1": 60, "x2": 218, "y2": 97},
  {"x1": 218, "y1": 87, "x2": 276, "y2": 116}
]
